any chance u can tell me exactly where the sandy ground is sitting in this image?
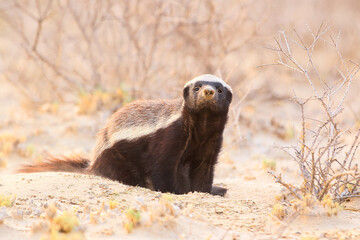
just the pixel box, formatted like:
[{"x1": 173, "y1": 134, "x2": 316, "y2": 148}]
[{"x1": 1, "y1": 80, "x2": 360, "y2": 240}]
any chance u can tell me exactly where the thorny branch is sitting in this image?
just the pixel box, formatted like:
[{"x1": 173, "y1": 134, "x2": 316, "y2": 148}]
[
  {"x1": 268, "y1": 171, "x2": 301, "y2": 199},
  {"x1": 266, "y1": 24, "x2": 360, "y2": 202}
]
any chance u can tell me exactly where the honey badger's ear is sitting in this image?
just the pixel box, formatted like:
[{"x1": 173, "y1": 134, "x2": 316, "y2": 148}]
[
  {"x1": 226, "y1": 88, "x2": 232, "y2": 103},
  {"x1": 183, "y1": 86, "x2": 189, "y2": 99}
]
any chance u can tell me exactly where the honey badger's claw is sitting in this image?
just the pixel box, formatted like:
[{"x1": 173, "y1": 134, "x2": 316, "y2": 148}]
[{"x1": 211, "y1": 186, "x2": 227, "y2": 197}]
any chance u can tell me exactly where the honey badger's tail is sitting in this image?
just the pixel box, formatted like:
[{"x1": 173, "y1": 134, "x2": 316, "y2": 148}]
[{"x1": 18, "y1": 155, "x2": 90, "y2": 173}]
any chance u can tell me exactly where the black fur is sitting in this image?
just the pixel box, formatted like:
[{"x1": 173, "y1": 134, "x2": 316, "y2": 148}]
[{"x1": 91, "y1": 80, "x2": 232, "y2": 196}]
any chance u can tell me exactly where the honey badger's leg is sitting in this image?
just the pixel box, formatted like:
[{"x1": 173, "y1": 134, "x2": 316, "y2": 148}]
[
  {"x1": 188, "y1": 138, "x2": 227, "y2": 196},
  {"x1": 189, "y1": 161, "x2": 214, "y2": 193},
  {"x1": 189, "y1": 159, "x2": 227, "y2": 196},
  {"x1": 147, "y1": 122, "x2": 191, "y2": 194},
  {"x1": 150, "y1": 163, "x2": 178, "y2": 193},
  {"x1": 175, "y1": 162, "x2": 191, "y2": 194}
]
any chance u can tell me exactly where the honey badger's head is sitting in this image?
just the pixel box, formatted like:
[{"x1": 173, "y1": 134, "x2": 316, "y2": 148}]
[{"x1": 183, "y1": 74, "x2": 232, "y2": 114}]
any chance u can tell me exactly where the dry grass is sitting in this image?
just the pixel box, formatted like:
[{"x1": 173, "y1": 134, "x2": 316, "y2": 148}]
[
  {"x1": 0, "y1": 0, "x2": 260, "y2": 104},
  {"x1": 0, "y1": 1, "x2": 356, "y2": 102},
  {"x1": 0, "y1": 194, "x2": 15, "y2": 207},
  {"x1": 270, "y1": 25, "x2": 360, "y2": 201},
  {"x1": 265, "y1": 25, "x2": 360, "y2": 238}
]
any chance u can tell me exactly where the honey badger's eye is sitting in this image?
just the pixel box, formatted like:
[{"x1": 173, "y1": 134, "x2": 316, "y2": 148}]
[
  {"x1": 217, "y1": 89, "x2": 222, "y2": 93},
  {"x1": 194, "y1": 87, "x2": 200, "y2": 92}
]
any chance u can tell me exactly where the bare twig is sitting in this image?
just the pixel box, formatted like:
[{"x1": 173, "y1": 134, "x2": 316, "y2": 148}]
[
  {"x1": 319, "y1": 172, "x2": 356, "y2": 200},
  {"x1": 268, "y1": 171, "x2": 301, "y2": 199},
  {"x1": 268, "y1": 25, "x2": 360, "y2": 203}
]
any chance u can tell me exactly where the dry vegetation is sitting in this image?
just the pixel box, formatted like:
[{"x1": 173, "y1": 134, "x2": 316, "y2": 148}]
[
  {"x1": 267, "y1": 23, "x2": 360, "y2": 204},
  {"x1": 0, "y1": 0, "x2": 257, "y2": 103},
  {"x1": 1, "y1": 0, "x2": 360, "y2": 239},
  {"x1": 261, "y1": 25, "x2": 360, "y2": 238}
]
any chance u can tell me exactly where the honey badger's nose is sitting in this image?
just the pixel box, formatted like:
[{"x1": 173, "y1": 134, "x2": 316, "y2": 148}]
[{"x1": 203, "y1": 86, "x2": 215, "y2": 98}]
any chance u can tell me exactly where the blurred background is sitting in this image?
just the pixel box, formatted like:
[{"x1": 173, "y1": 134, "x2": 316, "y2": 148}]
[{"x1": 0, "y1": 0, "x2": 360, "y2": 175}]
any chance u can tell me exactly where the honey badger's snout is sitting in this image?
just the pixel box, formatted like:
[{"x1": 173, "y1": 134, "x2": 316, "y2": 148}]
[{"x1": 203, "y1": 86, "x2": 215, "y2": 99}]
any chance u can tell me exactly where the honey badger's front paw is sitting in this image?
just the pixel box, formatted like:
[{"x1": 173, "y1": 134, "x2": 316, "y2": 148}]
[{"x1": 211, "y1": 185, "x2": 227, "y2": 196}]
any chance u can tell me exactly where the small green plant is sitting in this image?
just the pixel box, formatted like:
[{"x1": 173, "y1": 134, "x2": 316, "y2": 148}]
[
  {"x1": 0, "y1": 194, "x2": 15, "y2": 207},
  {"x1": 271, "y1": 203, "x2": 286, "y2": 220},
  {"x1": 124, "y1": 208, "x2": 141, "y2": 233},
  {"x1": 53, "y1": 211, "x2": 80, "y2": 233},
  {"x1": 261, "y1": 158, "x2": 276, "y2": 171},
  {"x1": 108, "y1": 200, "x2": 119, "y2": 210},
  {"x1": 43, "y1": 205, "x2": 85, "y2": 240},
  {"x1": 158, "y1": 194, "x2": 177, "y2": 216},
  {"x1": 320, "y1": 194, "x2": 343, "y2": 216}
]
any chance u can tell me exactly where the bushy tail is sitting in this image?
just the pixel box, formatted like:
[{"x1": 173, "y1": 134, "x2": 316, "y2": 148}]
[{"x1": 18, "y1": 155, "x2": 90, "y2": 173}]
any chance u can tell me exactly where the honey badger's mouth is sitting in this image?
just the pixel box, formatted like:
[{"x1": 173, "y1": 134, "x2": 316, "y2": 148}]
[
  {"x1": 197, "y1": 97, "x2": 220, "y2": 112},
  {"x1": 197, "y1": 99, "x2": 219, "y2": 110},
  {"x1": 197, "y1": 97, "x2": 216, "y2": 105},
  {"x1": 195, "y1": 85, "x2": 221, "y2": 111}
]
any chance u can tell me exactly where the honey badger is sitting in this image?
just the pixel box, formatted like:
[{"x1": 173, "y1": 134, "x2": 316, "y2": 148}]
[{"x1": 19, "y1": 74, "x2": 232, "y2": 196}]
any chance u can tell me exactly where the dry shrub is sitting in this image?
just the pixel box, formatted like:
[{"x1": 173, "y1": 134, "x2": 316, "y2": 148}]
[
  {"x1": 267, "y1": 24, "x2": 360, "y2": 215},
  {"x1": 0, "y1": 0, "x2": 257, "y2": 104}
]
